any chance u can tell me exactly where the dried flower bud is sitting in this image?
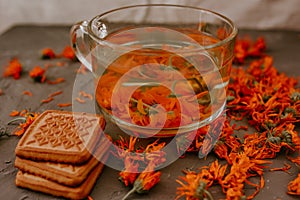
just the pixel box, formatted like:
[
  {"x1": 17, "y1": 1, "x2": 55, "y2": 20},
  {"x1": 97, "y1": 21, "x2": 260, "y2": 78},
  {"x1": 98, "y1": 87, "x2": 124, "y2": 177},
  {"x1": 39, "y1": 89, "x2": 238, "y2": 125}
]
[{"x1": 41, "y1": 48, "x2": 56, "y2": 59}]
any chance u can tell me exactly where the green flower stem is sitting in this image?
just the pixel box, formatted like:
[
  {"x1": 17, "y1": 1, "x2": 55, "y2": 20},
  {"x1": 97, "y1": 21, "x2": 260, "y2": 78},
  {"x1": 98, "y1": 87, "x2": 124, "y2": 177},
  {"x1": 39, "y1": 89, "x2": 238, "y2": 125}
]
[
  {"x1": 122, "y1": 187, "x2": 136, "y2": 200},
  {"x1": 7, "y1": 117, "x2": 26, "y2": 125},
  {"x1": 204, "y1": 189, "x2": 214, "y2": 200}
]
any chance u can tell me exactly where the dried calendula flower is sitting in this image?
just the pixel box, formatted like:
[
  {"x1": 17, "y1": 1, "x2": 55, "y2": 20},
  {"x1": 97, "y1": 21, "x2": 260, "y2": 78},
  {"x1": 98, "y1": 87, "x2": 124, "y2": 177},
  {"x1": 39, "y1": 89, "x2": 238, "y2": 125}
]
[
  {"x1": 119, "y1": 157, "x2": 140, "y2": 187},
  {"x1": 233, "y1": 36, "x2": 266, "y2": 64},
  {"x1": 172, "y1": 36, "x2": 299, "y2": 200},
  {"x1": 116, "y1": 136, "x2": 140, "y2": 187},
  {"x1": 41, "y1": 48, "x2": 56, "y2": 59},
  {"x1": 176, "y1": 160, "x2": 227, "y2": 200},
  {"x1": 133, "y1": 170, "x2": 161, "y2": 192},
  {"x1": 287, "y1": 173, "x2": 300, "y2": 196},
  {"x1": 61, "y1": 45, "x2": 77, "y2": 61},
  {"x1": 116, "y1": 136, "x2": 166, "y2": 194},
  {"x1": 114, "y1": 136, "x2": 140, "y2": 158},
  {"x1": 176, "y1": 173, "x2": 213, "y2": 200},
  {"x1": 29, "y1": 66, "x2": 46, "y2": 83},
  {"x1": 3, "y1": 58, "x2": 22, "y2": 79},
  {"x1": 122, "y1": 163, "x2": 161, "y2": 200},
  {"x1": 8, "y1": 111, "x2": 39, "y2": 136}
]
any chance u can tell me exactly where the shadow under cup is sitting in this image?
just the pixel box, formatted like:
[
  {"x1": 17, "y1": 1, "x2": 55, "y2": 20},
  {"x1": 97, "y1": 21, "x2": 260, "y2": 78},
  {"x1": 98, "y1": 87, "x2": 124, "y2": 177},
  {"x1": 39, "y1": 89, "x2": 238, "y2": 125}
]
[{"x1": 71, "y1": 4, "x2": 238, "y2": 137}]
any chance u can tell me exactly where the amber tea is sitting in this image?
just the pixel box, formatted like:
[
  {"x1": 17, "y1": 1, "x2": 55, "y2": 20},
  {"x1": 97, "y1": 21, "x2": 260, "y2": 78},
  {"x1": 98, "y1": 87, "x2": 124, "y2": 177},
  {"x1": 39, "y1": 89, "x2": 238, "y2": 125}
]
[{"x1": 94, "y1": 27, "x2": 231, "y2": 131}]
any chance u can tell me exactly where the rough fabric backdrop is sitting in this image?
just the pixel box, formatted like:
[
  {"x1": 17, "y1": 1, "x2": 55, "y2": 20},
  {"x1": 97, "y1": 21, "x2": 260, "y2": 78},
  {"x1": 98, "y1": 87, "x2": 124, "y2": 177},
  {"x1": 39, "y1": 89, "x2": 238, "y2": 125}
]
[{"x1": 1, "y1": 0, "x2": 300, "y2": 34}]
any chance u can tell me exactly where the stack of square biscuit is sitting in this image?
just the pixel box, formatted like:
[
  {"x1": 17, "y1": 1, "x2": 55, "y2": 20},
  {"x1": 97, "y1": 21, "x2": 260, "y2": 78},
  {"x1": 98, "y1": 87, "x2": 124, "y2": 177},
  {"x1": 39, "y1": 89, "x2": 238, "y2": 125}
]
[{"x1": 14, "y1": 110, "x2": 110, "y2": 199}]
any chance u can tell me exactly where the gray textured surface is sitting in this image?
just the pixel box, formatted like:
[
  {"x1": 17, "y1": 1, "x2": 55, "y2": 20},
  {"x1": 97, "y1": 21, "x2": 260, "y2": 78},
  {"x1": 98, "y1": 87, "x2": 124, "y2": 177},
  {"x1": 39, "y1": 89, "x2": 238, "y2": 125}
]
[{"x1": 0, "y1": 25, "x2": 300, "y2": 200}]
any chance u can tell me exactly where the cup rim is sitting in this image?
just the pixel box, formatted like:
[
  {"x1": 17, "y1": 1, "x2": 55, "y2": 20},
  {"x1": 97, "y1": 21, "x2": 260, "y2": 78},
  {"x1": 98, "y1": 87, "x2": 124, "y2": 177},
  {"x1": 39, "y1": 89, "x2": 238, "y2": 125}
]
[{"x1": 87, "y1": 4, "x2": 238, "y2": 52}]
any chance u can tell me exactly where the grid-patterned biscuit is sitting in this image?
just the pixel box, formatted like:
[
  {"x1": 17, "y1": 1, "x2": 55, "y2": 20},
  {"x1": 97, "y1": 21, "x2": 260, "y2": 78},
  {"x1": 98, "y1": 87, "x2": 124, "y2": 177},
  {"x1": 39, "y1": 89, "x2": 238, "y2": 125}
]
[
  {"x1": 15, "y1": 110, "x2": 105, "y2": 164},
  {"x1": 14, "y1": 133, "x2": 110, "y2": 186},
  {"x1": 16, "y1": 162, "x2": 105, "y2": 200}
]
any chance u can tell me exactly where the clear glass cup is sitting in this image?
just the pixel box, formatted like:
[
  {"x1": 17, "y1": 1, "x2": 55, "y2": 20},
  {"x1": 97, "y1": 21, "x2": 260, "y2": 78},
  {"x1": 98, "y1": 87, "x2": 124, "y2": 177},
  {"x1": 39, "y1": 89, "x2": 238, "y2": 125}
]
[{"x1": 71, "y1": 4, "x2": 238, "y2": 137}]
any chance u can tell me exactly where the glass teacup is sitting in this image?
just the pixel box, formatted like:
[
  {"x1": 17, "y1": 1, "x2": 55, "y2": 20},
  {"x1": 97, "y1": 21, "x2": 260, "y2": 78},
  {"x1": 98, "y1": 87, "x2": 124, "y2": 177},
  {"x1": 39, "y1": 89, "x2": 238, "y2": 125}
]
[{"x1": 71, "y1": 4, "x2": 237, "y2": 137}]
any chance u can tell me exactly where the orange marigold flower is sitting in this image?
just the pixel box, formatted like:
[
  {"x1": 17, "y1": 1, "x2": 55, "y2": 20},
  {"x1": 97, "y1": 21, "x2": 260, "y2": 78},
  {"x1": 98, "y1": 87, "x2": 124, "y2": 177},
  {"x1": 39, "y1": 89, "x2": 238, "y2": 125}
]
[
  {"x1": 233, "y1": 36, "x2": 266, "y2": 64},
  {"x1": 287, "y1": 173, "x2": 300, "y2": 195},
  {"x1": 176, "y1": 172, "x2": 213, "y2": 200},
  {"x1": 29, "y1": 66, "x2": 46, "y2": 83},
  {"x1": 135, "y1": 170, "x2": 161, "y2": 192},
  {"x1": 175, "y1": 160, "x2": 227, "y2": 200},
  {"x1": 62, "y1": 46, "x2": 77, "y2": 61},
  {"x1": 119, "y1": 157, "x2": 139, "y2": 186},
  {"x1": 41, "y1": 48, "x2": 56, "y2": 59},
  {"x1": 8, "y1": 111, "x2": 39, "y2": 136},
  {"x1": 3, "y1": 58, "x2": 22, "y2": 79},
  {"x1": 122, "y1": 163, "x2": 161, "y2": 200},
  {"x1": 144, "y1": 140, "x2": 166, "y2": 165}
]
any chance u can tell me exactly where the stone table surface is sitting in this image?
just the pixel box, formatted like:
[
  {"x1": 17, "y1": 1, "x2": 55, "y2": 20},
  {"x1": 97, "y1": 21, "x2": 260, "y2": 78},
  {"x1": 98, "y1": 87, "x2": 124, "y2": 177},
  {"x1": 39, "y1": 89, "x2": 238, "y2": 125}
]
[{"x1": 0, "y1": 26, "x2": 300, "y2": 200}]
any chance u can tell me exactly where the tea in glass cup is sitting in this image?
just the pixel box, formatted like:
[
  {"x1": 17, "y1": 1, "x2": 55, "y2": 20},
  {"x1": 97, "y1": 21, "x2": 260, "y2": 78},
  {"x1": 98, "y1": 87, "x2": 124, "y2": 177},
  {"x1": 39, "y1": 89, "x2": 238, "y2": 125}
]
[{"x1": 71, "y1": 4, "x2": 237, "y2": 137}]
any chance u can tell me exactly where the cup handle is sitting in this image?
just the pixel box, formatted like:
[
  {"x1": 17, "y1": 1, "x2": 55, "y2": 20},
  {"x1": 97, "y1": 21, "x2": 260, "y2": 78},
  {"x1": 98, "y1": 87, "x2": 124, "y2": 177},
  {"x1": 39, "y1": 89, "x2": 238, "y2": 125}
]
[{"x1": 70, "y1": 20, "x2": 93, "y2": 72}]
